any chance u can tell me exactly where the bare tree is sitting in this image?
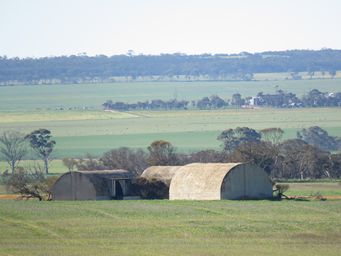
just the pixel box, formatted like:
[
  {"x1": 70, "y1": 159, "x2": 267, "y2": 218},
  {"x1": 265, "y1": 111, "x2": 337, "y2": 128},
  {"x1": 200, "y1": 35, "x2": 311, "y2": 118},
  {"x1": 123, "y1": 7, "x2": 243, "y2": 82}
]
[
  {"x1": 74, "y1": 153, "x2": 105, "y2": 171},
  {"x1": 147, "y1": 140, "x2": 178, "y2": 166},
  {"x1": 228, "y1": 141, "x2": 280, "y2": 175},
  {"x1": 260, "y1": 128, "x2": 284, "y2": 145},
  {"x1": 0, "y1": 131, "x2": 27, "y2": 174},
  {"x1": 279, "y1": 139, "x2": 331, "y2": 179},
  {"x1": 62, "y1": 157, "x2": 78, "y2": 172},
  {"x1": 100, "y1": 147, "x2": 148, "y2": 176}
]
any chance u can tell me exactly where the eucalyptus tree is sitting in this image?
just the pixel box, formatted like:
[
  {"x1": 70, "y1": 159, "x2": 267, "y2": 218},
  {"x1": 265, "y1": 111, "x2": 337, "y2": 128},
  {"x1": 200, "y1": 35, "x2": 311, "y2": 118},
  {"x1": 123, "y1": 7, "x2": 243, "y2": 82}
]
[{"x1": 25, "y1": 129, "x2": 56, "y2": 174}]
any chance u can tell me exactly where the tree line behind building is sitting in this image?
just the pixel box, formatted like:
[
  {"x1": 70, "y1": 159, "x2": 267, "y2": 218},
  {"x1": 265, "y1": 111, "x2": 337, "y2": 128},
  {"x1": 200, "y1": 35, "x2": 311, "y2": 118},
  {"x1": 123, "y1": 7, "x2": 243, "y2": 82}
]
[
  {"x1": 1, "y1": 126, "x2": 341, "y2": 180},
  {"x1": 60, "y1": 126, "x2": 341, "y2": 180},
  {"x1": 1, "y1": 126, "x2": 341, "y2": 200}
]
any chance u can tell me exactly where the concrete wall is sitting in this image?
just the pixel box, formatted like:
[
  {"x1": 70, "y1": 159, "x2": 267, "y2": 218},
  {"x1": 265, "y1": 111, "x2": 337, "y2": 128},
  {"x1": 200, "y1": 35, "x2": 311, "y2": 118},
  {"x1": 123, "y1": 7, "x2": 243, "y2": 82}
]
[
  {"x1": 52, "y1": 172, "x2": 135, "y2": 200},
  {"x1": 221, "y1": 164, "x2": 273, "y2": 199},
  {"x1": 52, "y1": 172, "x2": 97, "y2": 200}
]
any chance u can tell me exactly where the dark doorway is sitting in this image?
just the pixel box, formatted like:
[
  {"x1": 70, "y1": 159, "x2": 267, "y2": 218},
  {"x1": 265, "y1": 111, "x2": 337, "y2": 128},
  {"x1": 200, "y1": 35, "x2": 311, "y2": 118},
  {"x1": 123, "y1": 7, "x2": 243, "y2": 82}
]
[{"x1": 115, "y1": 181, "x2": 123, "y2": 200}]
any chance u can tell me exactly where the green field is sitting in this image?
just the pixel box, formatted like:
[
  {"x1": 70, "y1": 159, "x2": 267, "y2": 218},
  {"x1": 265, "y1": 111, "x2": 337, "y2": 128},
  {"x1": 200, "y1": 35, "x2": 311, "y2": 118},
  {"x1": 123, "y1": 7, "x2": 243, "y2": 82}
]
[
  {"x1": 1, "y1": 80, "x2": 341, "y2": 172},
  {"x1": 0, "y1": 199, "x2": 340, "y2": 256},
  {"x1": 0, "y1": 159, "x2": 66, "y2": 174},
  {"x1": 1, "y1": 108, "x2": 341, "y2": 161},
  {"x1": 1, "y1": 79, "x2": 340, "y2": 111},
  {"x1": 253, "y1": 70, "x2": 341, "y2": 81},
  {"x1": 284, "y1": 182, "x2": 341, "y2": 196}
]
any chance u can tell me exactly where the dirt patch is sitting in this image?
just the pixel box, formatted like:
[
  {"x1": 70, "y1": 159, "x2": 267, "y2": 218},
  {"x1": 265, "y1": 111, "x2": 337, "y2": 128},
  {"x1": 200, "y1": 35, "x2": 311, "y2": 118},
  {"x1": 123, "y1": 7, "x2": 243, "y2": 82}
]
[{"x1": 0, "y1": 194, "x2": 19, "y2": 200}]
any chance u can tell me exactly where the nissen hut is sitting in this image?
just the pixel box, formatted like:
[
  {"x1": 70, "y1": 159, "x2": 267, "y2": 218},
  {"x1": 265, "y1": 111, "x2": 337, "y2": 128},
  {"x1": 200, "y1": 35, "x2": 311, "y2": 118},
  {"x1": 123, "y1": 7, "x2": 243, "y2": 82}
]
[
  {"x1": 52, "y1": 170, "x2": 134, "y2": 200},
  {"x1": 169, "y1": 163, "x2": 273, "y2": 200}
]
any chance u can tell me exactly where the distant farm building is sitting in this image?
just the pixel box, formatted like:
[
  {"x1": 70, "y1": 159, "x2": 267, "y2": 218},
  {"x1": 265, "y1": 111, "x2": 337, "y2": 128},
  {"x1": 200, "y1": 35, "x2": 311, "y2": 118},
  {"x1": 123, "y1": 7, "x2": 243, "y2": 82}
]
[
  {"x1": 52, "y1": 170, "x2": 135, "y2": 200},
  {"x1": 169, "y1": 163, "x2": 273, "y2": 200}
]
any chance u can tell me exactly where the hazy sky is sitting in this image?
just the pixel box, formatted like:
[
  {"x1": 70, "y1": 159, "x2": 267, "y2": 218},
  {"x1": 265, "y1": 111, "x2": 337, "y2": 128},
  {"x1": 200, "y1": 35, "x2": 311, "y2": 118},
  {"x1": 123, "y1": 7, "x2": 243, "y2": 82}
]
[{"x1": 1, "y1": 0, "x2": 340, "y2": 57}]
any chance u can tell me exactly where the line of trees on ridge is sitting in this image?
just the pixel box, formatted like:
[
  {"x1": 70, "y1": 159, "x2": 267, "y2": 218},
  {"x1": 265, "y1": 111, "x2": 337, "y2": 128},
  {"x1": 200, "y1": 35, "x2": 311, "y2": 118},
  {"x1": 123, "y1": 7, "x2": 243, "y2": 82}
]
[
  {"x1": 103, "y1": 89, "x2": 341, "y2": 111},
  {"x1": 1, "y1": 49, "x2": 340, "y2": 85}
]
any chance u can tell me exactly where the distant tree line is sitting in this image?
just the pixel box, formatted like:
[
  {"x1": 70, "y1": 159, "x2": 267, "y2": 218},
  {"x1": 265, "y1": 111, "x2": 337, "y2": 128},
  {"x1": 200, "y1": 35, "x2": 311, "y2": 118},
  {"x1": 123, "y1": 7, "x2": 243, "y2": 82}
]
[
  {"x1": 103, "y1": 89, "x2": 341, "y2": 111},
  {"x1": 250, "y1": 89, "x2": 341, "y2": 107},
  {"x1": 1, "y1": 49, "x2": 340, "y2": 85},
  {"x1": 103, "y1": 99, "x2": 191, "y2": 111}
]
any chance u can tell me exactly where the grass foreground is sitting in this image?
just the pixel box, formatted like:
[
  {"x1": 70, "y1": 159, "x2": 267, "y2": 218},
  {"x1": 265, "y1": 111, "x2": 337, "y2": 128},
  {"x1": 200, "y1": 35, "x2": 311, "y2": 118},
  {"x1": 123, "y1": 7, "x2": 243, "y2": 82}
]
[{"x1": 0, "y1": 199, "x2": 340, "y2": 256}]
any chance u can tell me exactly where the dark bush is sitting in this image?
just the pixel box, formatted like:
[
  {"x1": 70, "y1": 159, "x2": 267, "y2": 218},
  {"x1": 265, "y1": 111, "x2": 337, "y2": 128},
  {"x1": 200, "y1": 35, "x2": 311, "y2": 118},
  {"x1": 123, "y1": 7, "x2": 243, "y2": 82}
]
[{"x1": 132, "y1": 177, "x2": 169, "y2": 199}]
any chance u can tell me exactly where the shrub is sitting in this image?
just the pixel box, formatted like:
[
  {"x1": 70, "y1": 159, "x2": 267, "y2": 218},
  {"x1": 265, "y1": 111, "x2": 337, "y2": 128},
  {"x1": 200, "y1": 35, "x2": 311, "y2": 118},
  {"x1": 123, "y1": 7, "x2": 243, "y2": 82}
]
[
  {"x1": 4, "y1": 169, "x2": 57, "y2": 201},
  {"x1": 273, "y1": 184, "x2": 290, "y2": 200},
  {"x1": 132, "y1": 177, "x2": 169, "y2": 199}
]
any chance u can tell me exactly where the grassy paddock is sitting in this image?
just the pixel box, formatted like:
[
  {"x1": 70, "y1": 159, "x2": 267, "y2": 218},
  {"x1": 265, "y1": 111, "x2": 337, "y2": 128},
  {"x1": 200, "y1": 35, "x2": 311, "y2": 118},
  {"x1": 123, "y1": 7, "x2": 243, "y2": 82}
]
[
  {"x1": 0, "y1": 200, "x2": 340, "y2": 256},
  {"x1": 1, "y1": 79, "x2": 340, "y2": 111},
  {"x1": 1, "y1": 108, "x2": 341, "y2": 158},
  {"x1": 282, "y1": 182, "x2": 341, "y2": 197},
  {"x1": 0, "y1": 79, "x2": 341, "y2": 157},
  {"x1": 0, "y1": 160, "x2": 66, "y2": 174}
]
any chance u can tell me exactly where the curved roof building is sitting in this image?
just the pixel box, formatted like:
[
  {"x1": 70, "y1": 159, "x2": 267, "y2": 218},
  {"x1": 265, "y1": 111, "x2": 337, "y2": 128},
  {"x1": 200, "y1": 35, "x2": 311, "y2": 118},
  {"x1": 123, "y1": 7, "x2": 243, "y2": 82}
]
[
  {"x1": 52, "y1": 170, "x2": 134, "y2": 200},
  {"x1": 169, "y1": 163, "x2": 273, "y2": 200}
]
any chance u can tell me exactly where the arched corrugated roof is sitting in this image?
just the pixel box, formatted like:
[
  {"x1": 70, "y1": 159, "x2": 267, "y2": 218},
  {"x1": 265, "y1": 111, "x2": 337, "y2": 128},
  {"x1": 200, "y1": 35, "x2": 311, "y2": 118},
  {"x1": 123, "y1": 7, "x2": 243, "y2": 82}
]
[
  {"x1": 169, "y1": 163, "x2": 243, "y2": 200},
  {"x1": 141, "y1": 166, "x2": 183, "y2": 185},
  {"x1": 76, "y1": 170, "x2": 133, "y2": 179},
  {"x1": 53, "y1": 170, "x2": 133, "y2": 196}
]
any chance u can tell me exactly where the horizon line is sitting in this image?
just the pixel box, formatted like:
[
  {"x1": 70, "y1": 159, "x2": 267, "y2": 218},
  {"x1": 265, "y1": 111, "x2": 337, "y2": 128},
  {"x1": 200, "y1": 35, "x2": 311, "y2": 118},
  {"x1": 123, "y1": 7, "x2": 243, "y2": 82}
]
[{"x1": 1, "y1": 48, "x2": 340, "y2": 59}]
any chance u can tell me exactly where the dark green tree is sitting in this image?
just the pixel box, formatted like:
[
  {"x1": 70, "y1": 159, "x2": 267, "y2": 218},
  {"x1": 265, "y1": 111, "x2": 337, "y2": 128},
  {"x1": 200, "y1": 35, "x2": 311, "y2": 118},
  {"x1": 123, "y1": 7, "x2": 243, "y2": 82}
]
[
  {"x1": 297, "y1": 126, "x2": 340, "y2": 151},
  {"x1": 217, "y1": 127, "x2": 261, "y2": 153},
  {"x1": 25, "y1": 129, "x2": 56, "y2": 174},
  {"x1": 231, "y1": 93, "x2": 244, "y2": 106}
]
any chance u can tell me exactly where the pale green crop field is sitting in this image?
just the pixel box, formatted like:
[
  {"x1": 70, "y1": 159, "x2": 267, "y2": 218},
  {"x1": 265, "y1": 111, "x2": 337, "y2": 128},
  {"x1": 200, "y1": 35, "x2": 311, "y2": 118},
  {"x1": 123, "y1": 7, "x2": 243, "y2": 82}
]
[
  {"x1": 0, "y1": 79, "x2": 340, "y2": 111},
  {"x1": 284, "y1": 183, "x2": 341, "y2": 196},
  {"x1": 1, "y1": 108, "x2": 341, "y2": 159},
  {"x1": 253, "y1": 71, "x2": 341, "y2": 80},
  {"x1": 0, "y1": 80, "x2": 341, "y2": 172},
  {"x1": 0, "y1": 159, "x2": 66, "y2": 174},
  {"x1": 0, "y1": 200, "x2": 340, "y2": 256}
]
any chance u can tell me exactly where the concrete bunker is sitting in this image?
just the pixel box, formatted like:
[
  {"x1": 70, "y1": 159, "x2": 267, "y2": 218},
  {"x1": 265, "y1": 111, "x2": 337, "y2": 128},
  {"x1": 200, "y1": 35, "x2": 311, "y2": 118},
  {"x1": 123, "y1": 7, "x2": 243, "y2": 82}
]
[
  {"x1": 169, "y1": 163, "x2": 273, "y2": 200},
  {"x1": 51, "y1": 170, "x2": 134, "y2": 200}
]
